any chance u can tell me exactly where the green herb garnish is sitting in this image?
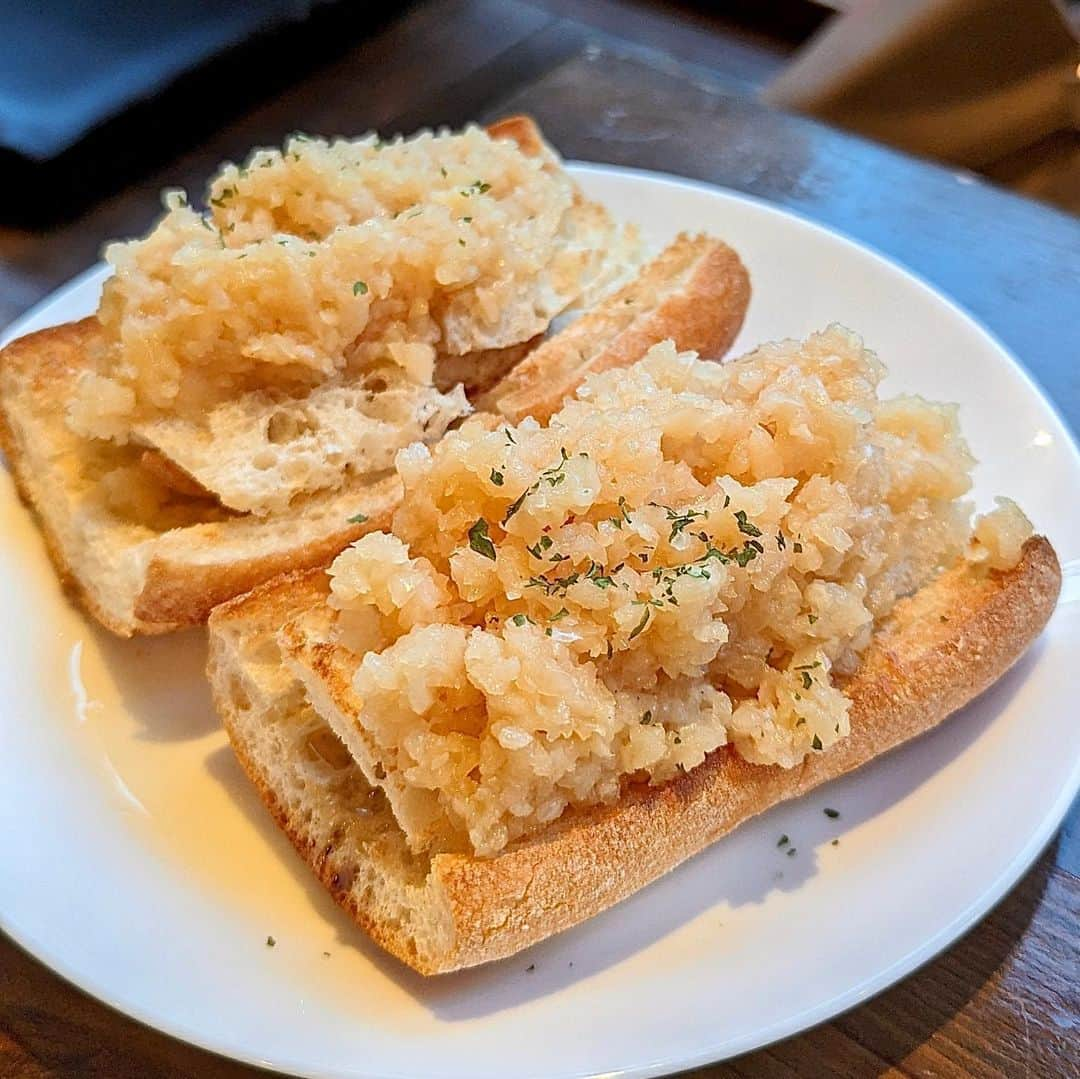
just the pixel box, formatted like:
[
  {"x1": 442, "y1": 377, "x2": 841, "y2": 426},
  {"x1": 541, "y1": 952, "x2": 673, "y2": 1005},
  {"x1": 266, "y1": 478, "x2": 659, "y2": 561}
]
[
  {"x1": 503, "y1": 488, "x2": 530, "y2": 523},
  {"x1": 734, "y1": 510, "x2": 762, "y2": 537},
  {"x1": 525, "y1": 570, "x2": 581, "y2": 596},
  {"x1": 490, "y1": 469, "x2": 504, "y2": 486},
  {"x1": 352, "y1": 280, "x2": 369, "y2": 296},
  {"x1": 664, "y1": 505, "x2": 707, "y2": 543},
  {"x1": 539, "y1": 447, "x2": 571, "y2": 487},
  {"x1": 811, "y1": 734, "x2": 823, "y2": 751},
  {"x1": 585, "y1": 563, "x2": 615, "y2": 589},
  {"x1": 347, "y1": 512, "x2": 368, "y2": 524},
  {"x1": 732, "y1": 544, "x2": 758, "y2": 567},
  {"x1": 526, "y1": 536, "x2": 554, "y2": 558},
  {"x1": 460, "y1": 180, "x2": 492, "y2": 197},
  {"x1": 609, "y1": 495, "x2": 633, "y2": 529},
  {"x1": 468, "y1": 518, "x2": 497, "y2": 560},
  {"x1": 628, "y1": 605, "x2": 652, "y2": 640}
]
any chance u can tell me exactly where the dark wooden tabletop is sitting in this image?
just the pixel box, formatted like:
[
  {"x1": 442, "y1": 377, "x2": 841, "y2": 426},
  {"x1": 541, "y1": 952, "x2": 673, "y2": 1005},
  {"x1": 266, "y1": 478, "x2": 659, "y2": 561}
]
[{"x1": 2, "y1": 3, "x2": 1078, "y2": 1077}]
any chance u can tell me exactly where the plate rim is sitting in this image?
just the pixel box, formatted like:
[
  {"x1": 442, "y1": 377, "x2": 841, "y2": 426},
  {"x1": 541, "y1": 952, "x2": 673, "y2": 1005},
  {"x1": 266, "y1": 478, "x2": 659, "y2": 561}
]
[{"x1": 2, "y1": 161, "x2": 1078, "y2": 1079}]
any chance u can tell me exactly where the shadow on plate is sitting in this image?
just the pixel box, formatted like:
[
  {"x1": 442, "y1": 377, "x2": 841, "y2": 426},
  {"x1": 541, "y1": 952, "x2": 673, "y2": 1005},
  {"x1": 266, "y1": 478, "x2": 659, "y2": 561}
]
[{"x1": 92, "y1": 624, "x2": 219, "y2": 742}]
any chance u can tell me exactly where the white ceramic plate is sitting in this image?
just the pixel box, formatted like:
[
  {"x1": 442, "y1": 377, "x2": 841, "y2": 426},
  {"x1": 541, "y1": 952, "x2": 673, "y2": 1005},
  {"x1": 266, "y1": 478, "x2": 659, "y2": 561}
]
[{"x1": 2, "y1": 166, "x2": 1078, "y2": 1079}]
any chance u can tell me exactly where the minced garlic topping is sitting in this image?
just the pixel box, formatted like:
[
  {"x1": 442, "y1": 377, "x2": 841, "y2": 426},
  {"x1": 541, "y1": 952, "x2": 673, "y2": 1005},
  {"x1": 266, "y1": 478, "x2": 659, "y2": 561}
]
[
  {"x1": 68, "y1": 125, "x2": 599, "y2": 440},
  {"x1": 326, "y1": 328, "x2": 1030, "y2": 856}
]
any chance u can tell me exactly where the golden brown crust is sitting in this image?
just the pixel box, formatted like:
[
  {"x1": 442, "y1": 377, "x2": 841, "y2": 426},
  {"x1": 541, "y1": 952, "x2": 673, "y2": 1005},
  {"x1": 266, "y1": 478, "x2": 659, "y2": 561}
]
[
  {"x1": 0, "y1": 318, "x2": 144, "y2": 636},
  {"x1": 132, "y1": 501, "x2": 394, "y2": 629},
  {"x1": 481, "y1": 233, "x2": 751, "y2": 423},
  {"x1": 221, "y1": 697, "x2": 423, "y2": 964},
  {"x1": 0, "y1": 317, "x2": 403, "y2": 634},
  {"x1": 485, "y1": 115, "x2": 550, "y2": 159},
  {"x1": 211, "y1": 537, "x2": 1060, "y2": 973},
  {"x1": 132, "y1": 517, "x2": 395, "y2": 633},
  {"x1": 209, "y1": 564, "x2": 329, "y2": 626}
]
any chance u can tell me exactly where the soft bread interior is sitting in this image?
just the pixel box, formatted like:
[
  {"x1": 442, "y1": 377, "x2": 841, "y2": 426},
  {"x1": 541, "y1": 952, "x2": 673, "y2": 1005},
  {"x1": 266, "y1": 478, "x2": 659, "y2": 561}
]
[
  {"x1": 208, "y1": 537, "x2": 1060, "y2": 974},
  {"x1": 279, "y1": 601, "x2": 462, "y2": 854},
  {"x1": 208, "y1": 571, "x2": 457, "y2": 967},
  {"x1": 134, "y1": 379, "x2": 471, "y2": 516}
]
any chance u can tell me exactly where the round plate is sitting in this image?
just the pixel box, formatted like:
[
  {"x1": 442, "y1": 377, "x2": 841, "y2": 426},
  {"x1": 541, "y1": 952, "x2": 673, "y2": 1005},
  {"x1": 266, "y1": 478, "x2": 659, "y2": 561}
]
[{"x1": 2, "y1": 165, "x2": 1078, "y2": 1079}]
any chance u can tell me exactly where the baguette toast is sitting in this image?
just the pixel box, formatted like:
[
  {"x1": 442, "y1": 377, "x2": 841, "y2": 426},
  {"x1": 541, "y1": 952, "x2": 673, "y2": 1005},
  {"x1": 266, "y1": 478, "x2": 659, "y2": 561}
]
[
  {"x1": 207, "y1": 537, "x2": 1060, "y2": 974},
  {"x1": 0, "y1": 234, "x2": 749, "y2": 635}
]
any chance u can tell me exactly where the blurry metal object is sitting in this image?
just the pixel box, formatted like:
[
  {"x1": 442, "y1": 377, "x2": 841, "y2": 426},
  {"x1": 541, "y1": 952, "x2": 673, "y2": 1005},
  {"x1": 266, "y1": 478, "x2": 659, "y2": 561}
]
[{"x1": 763, "y1": 0, "x2": 1078, "y2": 170}]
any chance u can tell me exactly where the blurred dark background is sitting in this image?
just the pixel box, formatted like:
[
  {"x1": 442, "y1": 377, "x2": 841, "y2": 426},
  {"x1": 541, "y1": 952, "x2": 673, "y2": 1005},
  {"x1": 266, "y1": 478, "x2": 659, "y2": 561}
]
[
  {"x1": 1, "y1": 0, "x2": 1075, "y2": 228},
  {"x1": 0, "y1": 0, "x2": 1077, "y2": 323}
]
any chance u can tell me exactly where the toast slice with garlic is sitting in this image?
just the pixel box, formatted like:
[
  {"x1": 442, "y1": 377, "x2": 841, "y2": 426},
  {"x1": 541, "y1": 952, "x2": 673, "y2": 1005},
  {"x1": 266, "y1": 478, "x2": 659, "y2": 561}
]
[
  {"x1": 206, "y1": 327, "x2": 1060, "y2": 973},
  {"x1": 0, "y1": 117, "x2": 750, "y2": 634}
]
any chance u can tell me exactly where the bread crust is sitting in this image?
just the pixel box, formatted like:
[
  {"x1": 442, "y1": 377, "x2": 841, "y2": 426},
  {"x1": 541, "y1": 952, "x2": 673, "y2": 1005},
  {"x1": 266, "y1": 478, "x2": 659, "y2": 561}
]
[
  {"x1": 0, "y1": 319, "x2": 138, "y2": 635},
  {"x1": 0, "y1": 315, "x2": 403, "y2": 634},
  {"x1": 485, "y1": 115, "x2": 551, "y2": 159},
  {"x1": 481, "y1": 233, "x2": 751, "y2": 423},
  {"x1": 209, "y1": 536, "x2": 1060, "y2": 974}
]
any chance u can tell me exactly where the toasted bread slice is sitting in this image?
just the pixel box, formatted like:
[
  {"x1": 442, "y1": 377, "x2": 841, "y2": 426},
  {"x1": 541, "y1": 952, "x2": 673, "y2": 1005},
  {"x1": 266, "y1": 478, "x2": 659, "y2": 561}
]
[
  {"x1": 480, "y1": 233, "x2": 751, "y2": 422},
  {"x1": 0, "y1": 319, "x2": 405, "y2": 635},
  {"x1": 0, "y1": 231, "x2": 750, "y2": 635},
  {"x1": 207, "y1": 537, "x2": 1060, "y2": 974}
]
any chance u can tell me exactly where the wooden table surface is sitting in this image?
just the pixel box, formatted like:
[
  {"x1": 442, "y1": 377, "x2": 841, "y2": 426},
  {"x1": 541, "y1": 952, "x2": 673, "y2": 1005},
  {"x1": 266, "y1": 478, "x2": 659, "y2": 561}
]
[{"x1": 2, "y1": 3, "x2": 1078, "y2": 1077}]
